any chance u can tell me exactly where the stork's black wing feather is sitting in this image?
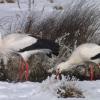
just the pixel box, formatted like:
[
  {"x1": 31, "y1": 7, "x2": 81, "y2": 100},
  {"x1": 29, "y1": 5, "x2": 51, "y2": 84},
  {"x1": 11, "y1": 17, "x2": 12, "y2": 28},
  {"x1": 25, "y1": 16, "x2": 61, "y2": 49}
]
[
  {"x1": 18, "y1": 38, "x2": 59, "y2": 56},
  {"x1": 91, "y1": 53, "x2": 100, "y2": 60}
]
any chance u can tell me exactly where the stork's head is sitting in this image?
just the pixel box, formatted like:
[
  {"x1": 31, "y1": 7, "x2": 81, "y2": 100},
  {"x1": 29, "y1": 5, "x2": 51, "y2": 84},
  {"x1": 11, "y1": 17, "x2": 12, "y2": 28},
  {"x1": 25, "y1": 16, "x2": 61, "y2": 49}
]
[
  {"x1": 55, "y1": 62, "x2": 72, "y2": 80},
  {"x1": 56, "y1": 61, "x2": 73, "y2": 73},
  {"x1": 56, "y1": 62, "x2": 65, "y2": 73}
]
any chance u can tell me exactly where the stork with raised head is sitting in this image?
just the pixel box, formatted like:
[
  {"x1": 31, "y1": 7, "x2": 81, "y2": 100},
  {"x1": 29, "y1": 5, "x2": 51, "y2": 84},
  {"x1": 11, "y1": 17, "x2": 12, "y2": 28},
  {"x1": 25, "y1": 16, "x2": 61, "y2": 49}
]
[
  {"x1": 56, "y1": 43, "x2": 100, "y2": 78},
  {"x1": 0, "y1": 33, "x2": 59, "y2": 80}
]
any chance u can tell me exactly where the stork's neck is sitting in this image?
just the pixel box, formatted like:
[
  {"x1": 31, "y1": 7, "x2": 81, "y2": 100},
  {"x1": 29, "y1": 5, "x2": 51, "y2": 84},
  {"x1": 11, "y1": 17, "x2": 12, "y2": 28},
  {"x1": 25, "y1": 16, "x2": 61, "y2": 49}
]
[
  {"x1": 64, "y1": 59, "x2": 74, "y2": 67},
  {"x1": 66, "y1": 58, "x2": 76, "y2": 65},
  {"x1": 59, "y1": 59, "x2": 75, "y2": 71},
  {"x1": 57, "y1": 60, "x2": 72, "y2": 72}
]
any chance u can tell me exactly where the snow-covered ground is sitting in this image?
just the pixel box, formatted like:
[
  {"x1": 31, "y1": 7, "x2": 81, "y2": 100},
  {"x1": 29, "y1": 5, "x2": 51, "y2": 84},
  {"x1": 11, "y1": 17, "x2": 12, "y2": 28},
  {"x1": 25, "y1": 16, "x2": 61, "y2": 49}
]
[{"x1": 0, "y1": 76, "x2": 100, "y2": 100}]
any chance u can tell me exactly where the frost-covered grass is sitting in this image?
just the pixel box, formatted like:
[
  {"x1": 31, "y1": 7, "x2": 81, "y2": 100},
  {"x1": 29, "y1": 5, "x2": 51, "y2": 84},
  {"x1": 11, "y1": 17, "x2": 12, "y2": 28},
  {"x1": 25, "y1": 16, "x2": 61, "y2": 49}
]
[{"x1": 0, "y1": 0, "x2": 100, "y2": 82}]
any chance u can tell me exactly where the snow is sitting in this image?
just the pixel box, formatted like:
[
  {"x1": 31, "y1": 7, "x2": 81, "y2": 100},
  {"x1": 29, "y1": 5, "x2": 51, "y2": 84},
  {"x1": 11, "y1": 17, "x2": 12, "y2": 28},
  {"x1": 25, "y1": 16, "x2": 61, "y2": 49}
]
[{"x1": 0, "y1": 76, "x2": 100, "y2": 100}]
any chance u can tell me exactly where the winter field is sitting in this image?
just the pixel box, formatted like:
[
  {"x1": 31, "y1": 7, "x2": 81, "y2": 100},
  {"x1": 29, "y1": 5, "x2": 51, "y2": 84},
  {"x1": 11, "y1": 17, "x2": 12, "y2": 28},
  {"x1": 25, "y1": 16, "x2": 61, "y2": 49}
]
[
  {"x1": 0, "y1": 75, "x2": 99, "y2": 100},
  {"x1": 0, "y1": 76, "x2": 100, "y2": 100},
  {"x1": 0, "y1": 0, "x2": 100, "y2": 100}
]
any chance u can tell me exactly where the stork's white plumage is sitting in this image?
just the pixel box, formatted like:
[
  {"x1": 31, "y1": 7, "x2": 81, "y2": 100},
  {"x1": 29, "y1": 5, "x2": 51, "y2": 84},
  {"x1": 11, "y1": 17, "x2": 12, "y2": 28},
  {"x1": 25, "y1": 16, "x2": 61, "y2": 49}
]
[
  {"x1": 0, "y1": 33, "x2": 37, "y2": 59},
  {"x1": 56, "y1": 43, "x2": 100, "y2": 72},
  {"x1": 0, "y1": 33, "x2": 59, "y2": 80},
  {"x1": 0, "y1": 33, "x2": 59, "y2": 63}
]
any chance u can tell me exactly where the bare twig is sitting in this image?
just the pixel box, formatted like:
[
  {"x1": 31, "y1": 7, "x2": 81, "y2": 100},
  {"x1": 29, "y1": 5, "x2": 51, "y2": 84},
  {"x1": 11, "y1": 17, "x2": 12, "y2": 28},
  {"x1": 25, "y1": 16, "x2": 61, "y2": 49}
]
[{"x1": 16, "y1": 0, "x2": 21, "y2": 9}]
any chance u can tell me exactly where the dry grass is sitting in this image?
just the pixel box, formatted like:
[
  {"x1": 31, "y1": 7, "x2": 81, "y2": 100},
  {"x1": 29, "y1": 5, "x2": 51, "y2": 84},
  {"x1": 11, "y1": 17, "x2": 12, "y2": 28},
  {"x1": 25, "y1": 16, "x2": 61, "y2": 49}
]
[
  {"x1": 20, "y1": 0, "x2": 100, "y2": 61},
  {"x1": 22, "y1": 0, "x2": 100, "y2": 42},
  {"x1": 0, "y1": 0, "x2": 100, "y2": 81},
  {"x1": 0, "y1": 0, "x2": 15, "y2": 3},
  {"x1": 28, "y1": 54, "x2": 51, "y2": 82},
  {"x1": 57, "y1": 82, "x2": 84, "y2": 98},
  {"x1": 0, "y1": 54, "x2": 51, "y2": 82},
  {"x1": 48, "y1": 0, "x2": 54, "y2": 3},
  {"x1": 6, "y1": 0, "x2": 15, "y2": 3}
]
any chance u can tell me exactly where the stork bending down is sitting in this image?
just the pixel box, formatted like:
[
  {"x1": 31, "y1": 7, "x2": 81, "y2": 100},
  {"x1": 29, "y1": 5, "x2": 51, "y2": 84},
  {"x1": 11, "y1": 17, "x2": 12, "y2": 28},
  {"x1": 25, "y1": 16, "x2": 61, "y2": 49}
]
[
  {"x1": 0, "y1": 33, "x2": 59, "y2": 81},
  {"x1": 56, "y1": 43, "x2": 100, "y2": 79}
]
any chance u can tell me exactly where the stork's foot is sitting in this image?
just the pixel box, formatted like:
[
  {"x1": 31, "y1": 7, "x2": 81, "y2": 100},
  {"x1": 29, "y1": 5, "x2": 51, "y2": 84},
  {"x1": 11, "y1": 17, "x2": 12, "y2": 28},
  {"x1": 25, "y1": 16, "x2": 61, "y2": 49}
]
[{"x1": 89, "y1": 64, "x2": 94, "y2": 81}]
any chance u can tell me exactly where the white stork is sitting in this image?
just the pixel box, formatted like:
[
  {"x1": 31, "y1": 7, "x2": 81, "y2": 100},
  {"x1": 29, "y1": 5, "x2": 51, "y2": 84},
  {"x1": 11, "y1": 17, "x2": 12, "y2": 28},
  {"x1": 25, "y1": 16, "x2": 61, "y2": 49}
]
[
  {"x1": 0, "y1": 33, "x2": 59, "y2": 80},
  {"x1": 56, "y1": 43, "x2": 100, "y2": 79}
]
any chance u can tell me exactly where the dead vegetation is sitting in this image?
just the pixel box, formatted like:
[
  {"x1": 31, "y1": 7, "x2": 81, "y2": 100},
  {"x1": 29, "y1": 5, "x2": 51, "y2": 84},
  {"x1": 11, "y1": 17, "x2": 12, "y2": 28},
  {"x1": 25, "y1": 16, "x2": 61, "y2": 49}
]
[
  {"x1": 57, "y1": 82, "x2": 84, "y2": 98},
  {"x1": 0, "y1": 0, "x2": 15, "y2": 3},
  {"x1": 0, "y1": 0, "x2": 100, "y2": 81},
  {"x1": 0, "y1": 54, "x2": 51, "y2": 82}
]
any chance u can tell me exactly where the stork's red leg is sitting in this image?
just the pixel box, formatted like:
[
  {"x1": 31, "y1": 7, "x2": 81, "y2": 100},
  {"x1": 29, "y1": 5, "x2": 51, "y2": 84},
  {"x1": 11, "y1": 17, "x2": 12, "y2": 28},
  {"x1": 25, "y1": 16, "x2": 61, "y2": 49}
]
[
  {"x1": 90, "y1": 64, "x2": 94, "y2": 80},
  {"x1": 18, "y1": 56, "x2": 29, "y2": 81},
  {"x1": 25, "y1": 62, "x2": 29, "y2": 81}
]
